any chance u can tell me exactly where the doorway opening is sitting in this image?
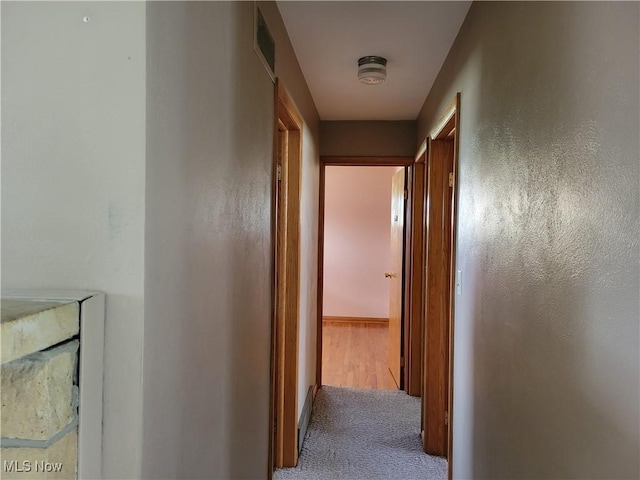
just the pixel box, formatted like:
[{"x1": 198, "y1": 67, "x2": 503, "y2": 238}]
[
  {"x1": 321, "y1": 164, "x2": 405, "y2": 391},
  {"x1": 316, "y1": 156, "x2": 420, "y2": 395}
]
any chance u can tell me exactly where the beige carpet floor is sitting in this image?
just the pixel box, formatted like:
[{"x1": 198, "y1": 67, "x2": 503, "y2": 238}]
[{"x1": 274, "y1": 386, "x2": 447, "y2": 480}]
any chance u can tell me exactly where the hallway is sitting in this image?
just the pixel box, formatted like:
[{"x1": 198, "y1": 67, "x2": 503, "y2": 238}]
[
  {"x1": 2, "y1": 2, "x2": 638, "y2": 478},
  {"x1": 274, "y1": 386, "x2": 447, "y2": 480}
]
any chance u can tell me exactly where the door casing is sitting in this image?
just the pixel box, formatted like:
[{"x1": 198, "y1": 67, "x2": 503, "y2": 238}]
[
  {"x1": 406, "y1": 151, "x2": 427, "y2": 397},
  {"x1": 420, "y1": 93, "x2": 460, "y2": 474},
  {"x1": 316, "y1": 156, "x2": 418, "y2": 391},
  {"x1": 269, "y1": 80, "x2": 302, "y2": 473}
]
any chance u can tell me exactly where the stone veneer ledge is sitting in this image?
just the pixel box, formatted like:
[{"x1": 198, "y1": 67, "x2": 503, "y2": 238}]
[{"x1": 1, "y1": 300, "x2": 79, "y2": 364}]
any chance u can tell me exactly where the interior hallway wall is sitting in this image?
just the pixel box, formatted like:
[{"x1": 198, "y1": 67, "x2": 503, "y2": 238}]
[
  {"x1": 262, "y1": 1, "x2": 321, "y2": 424},
  {"x1": 144, "y1": 2, "x2": 320, "y2": 477},
  {"x1": 1, "y1": 4, "x2": 146, "y2": 478},
  {"x1": 323, "y1": 166, "x2": 397, "y2": 319},
  {"x1": 321, "y1": 120, "x2": 416, "y2": 157},
  {"x1": 417, "y1": 2, "x2": 639, "y2": 478},
  {"x1": 2, "y1": 2, "x2": 321, "y2": 478},
  {"x1": 144, "y1": 2, "x2": 272, "y2": 476}
]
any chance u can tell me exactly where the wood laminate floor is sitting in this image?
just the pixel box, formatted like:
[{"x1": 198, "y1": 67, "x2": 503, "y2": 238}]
[{"x1": 322, "y1": 321, "x2": 398, "y2": 390}]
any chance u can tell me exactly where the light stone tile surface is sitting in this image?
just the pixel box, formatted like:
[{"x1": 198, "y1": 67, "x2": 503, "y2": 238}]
[
  {"x1": 1, "y1": 300, "x2": 79, "y2": 364},
  {"x1": 0, "y1": 429, "x2": 77, "y2": 480},
  {"x1": 1, "y1": 341, "x2": 79, "y2": 441}
]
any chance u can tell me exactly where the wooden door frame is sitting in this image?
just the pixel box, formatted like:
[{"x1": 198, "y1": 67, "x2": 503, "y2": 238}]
[
  {"x1": 446, "y1": 93, "x2": 461, "y2": 480},
  {"x1": 407, "y1": 146, "x2": 427, "y2": 397},
  {"x1": 269, "y1": 80, "x2": 302, "y2": 472},
  {"x1": 420, "y1": 93, "x2": 460, "y2": 471},
  {"x1": 315, "y1": 155, "x2": 417, "y2": 391}
]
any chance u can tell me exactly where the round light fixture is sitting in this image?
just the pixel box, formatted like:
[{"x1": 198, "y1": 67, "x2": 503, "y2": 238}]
[{"x1": 358, "y1": 56, "x2": 387, "y2": 85}]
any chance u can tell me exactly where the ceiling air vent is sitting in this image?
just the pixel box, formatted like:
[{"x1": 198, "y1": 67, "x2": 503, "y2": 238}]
[{"x1": 255, "y1": 6, "x2": 275, "y2": 81}]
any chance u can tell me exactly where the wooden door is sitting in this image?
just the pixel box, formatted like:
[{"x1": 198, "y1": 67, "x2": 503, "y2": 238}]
[
  {"x1": 422, "y1": 139, "x2": 454, "y2": 456},
  {"x1": 387, "y1": 169, "x2": 405, "y2": 389}
]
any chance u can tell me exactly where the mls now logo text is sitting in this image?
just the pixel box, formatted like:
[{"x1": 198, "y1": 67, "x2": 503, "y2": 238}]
[{"x1": 3, "y1": 460, "x2": 64, "y2": 473}]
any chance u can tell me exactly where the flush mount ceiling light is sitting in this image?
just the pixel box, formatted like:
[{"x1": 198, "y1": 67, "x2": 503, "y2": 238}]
[{"x1": 358, "y1": 56, "x2": 387, "y2": 85}]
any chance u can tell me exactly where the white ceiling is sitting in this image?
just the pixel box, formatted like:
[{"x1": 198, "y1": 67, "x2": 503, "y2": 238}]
[{"x1": 277, "y1": 1, "x2": 471, "y2": 121}]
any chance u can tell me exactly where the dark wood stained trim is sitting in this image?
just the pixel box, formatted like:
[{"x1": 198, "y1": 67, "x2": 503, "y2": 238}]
[
  {"x1": 423, "y1": 138, "x2": 454, "y2": 457},
  {"x1": 316, "y1": 163, "x2": 326, "y2": 389},
  {"x1": 420, "y1": 93, "x2": 460, "y2": 478},
  {"x1": 321, "y1": 156, "x2": 414, "y2": 166},
  {"x1": 402, "y1": 165, "x2": 412, "y2": 392},
  {"x1": 407, "y1": 158, "x2": 426, "y2": 397}
]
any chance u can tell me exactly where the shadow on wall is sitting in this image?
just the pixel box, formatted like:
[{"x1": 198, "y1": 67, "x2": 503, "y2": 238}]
[{"x1": 448, "y1": 2, "x2": 639, "y2": 479}]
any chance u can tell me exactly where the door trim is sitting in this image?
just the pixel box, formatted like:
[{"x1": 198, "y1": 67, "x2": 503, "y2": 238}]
[
  {"x1": 321, "y1": 156, "x2": 414, "y2": 167},
  {"x1": 406, "y1": 157, "x2": 426, "y2": 397},
  {"x1": 420, "y1": 93, "x2": 460, "y2": 470},
  {"x1": 316, "y1": 156, "x2": 415, "y2": 390},
  {"x1": 446, "y1": 92, "x2": 461, "y2": 479},
  {"x1": 270, "y1": 79, "x2": 302, "y2": 471}
]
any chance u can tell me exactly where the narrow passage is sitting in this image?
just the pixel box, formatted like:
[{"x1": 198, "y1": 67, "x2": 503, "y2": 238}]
[{"x1": 274, "y1": 387, "x2": 447, "y2": 480}]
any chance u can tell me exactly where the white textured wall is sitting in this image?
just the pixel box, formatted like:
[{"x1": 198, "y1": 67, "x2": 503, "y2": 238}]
[
  {"x1": 417, "y1": 2, "x2": 640, "y2": 478},
  {"x1": 1, "y1": 3, "x2": 146, "y2": 478},
  {"x1": 323, "y1": 166, "x2": 397, "y2": 318}
]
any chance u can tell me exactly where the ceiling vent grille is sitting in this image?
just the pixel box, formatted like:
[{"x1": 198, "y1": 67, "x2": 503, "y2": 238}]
[{"x1": 255, "y1": 6, "x2": 275, "y2": 81}]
